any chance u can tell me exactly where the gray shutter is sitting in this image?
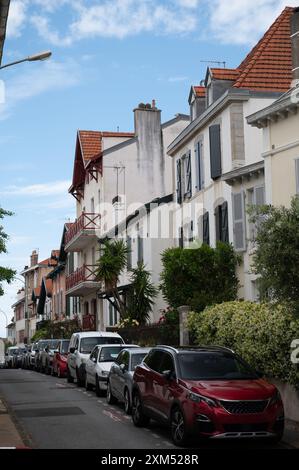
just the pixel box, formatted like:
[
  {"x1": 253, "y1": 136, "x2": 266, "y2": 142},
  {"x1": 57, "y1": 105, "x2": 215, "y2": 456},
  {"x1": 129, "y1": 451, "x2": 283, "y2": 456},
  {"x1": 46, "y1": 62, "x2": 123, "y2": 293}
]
[
  {"x1": 221, "y1": 201, "x2": 229, "y2": 243},
  {"x1": 296, "y1": 159, "x2": 299, "y2": 194},
  {"x1": 195, "y1": 141, "x2": 204, "y2": 192},
  {"x1": 176, "y1": 159, "x2": 182, "y2": 204},
  {"x1": 127, "y1": 236, "x2": 132, "y2": 269},
  {"x1": 232, "y1": 192, "x2": 246, "y2": 252},
  {"x1": 137, "y1": 235, "x2": 143, "y2": 264},
  {"x1": 215, "y1": 206, "x2": 221, "y2": 242},
  {"x1": 254, "y1": 186, "x2": 265, "y2": 206},
  {"x1": 203, "y1": 212, "x2": 210, "y2": 245},
  {"x1": 209, "y1": 124, "x2": 222, "y2": 179},
  {"x1": 185, "y1": 151, "x2": 192, "y2": 198}
]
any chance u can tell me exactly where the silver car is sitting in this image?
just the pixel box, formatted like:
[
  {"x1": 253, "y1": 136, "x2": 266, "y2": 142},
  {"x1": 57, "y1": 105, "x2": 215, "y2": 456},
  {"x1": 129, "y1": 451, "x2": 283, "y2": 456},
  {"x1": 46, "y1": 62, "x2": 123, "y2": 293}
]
[
  {"x1": 107, "y1": 348, "x2": 150, "y2": 414},
  {"x1": 85, "y1": 344, "x2": 139, "y2": 397}
]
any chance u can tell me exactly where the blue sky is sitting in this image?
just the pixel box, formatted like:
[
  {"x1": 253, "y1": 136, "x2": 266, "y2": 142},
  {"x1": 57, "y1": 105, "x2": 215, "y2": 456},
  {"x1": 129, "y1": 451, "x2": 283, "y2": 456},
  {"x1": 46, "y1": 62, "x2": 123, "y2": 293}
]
[{"x1": 0, "y1": 0, "x2": 296, "y2": 336}]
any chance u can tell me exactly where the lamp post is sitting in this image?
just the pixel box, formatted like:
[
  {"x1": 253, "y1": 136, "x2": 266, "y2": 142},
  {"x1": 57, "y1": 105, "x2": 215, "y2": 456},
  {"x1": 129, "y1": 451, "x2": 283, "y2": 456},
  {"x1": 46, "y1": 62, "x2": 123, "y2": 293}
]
[{"x1": 0, "y1": 50, "x2": 52, "y2": 70}]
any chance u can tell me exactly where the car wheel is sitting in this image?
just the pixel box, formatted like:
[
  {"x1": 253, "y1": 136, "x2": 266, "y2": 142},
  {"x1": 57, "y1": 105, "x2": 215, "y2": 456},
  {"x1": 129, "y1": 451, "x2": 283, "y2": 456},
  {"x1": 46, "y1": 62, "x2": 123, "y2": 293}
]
[
  {"x1": 85, "y1": 374, "x2": 93, "y2": 391},
  {"x1": 76, "y1": 368, "x2": 84, "y2": 387},
  {"x1": 170, "y1": 407, "x2": 189, "y2": 447},
  {"x1": 132, "y1": 392, "x2": 150, "y2": 427},
  {"x1": 67, "y1": 367, "x2": 74, "y2": 383},
  {"x1": 124, "y1": 388, "x2": 131, "y2": 414},
  {"x1": 106, "y1": 381, "x2": 117, "y2": 404}
]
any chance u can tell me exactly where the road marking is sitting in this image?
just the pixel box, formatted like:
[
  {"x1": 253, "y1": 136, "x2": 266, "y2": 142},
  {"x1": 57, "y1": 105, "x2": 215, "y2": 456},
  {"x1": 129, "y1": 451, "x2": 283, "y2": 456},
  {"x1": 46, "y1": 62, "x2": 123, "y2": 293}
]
[
  {"x1": 151, "y1": 434, "x2": 160, "y2": 439},
  {"x1": 97, "y1": 400, "x2": 103, "y2": 404},
  {"x1": 102, "y1": 409, "x2": 122, "y2": 423}
]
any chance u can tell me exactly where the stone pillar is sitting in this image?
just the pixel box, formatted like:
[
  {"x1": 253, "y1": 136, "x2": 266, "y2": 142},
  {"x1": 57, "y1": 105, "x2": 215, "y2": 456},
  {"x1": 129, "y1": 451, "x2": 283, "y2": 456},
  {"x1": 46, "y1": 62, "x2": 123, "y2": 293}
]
[{"x1": 178, "y1": 305, "x2": 191, "y2": 346}]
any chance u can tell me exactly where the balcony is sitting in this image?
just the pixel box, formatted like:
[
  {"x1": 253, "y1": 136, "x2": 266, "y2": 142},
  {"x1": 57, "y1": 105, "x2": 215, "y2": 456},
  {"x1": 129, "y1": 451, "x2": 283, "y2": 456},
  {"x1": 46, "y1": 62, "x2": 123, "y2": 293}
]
[
  {"x1": 65, "y1": 213, "x2": 101, "y2": 252},
  {"x1": 66, "y1": 265, "x2": 101, "y2": 296},
  {"x1": 82, "y1": 314, "x2": 97, "y2": 331}
]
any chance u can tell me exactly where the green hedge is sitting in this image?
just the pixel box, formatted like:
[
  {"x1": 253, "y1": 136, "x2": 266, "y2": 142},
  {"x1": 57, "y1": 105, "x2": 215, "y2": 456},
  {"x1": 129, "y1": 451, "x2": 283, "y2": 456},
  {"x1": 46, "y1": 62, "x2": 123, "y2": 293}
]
[{"x1": 188, "y1": 301, "x2": 299, "y2": 388}]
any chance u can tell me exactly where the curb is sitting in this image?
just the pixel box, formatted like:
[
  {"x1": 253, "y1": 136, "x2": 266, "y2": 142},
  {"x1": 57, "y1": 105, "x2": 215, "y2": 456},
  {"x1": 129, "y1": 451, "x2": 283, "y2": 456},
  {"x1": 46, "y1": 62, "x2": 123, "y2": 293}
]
[{"x1": 0, "y1": 396, "x2": 34, "y2": 449}]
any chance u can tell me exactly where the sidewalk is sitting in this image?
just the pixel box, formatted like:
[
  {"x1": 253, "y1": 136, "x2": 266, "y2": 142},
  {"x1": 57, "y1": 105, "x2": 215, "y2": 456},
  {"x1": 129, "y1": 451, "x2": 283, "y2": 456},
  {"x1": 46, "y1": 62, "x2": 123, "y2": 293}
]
[{"x1": 0, "y1": 399, "x2": 27, "y2": 449}]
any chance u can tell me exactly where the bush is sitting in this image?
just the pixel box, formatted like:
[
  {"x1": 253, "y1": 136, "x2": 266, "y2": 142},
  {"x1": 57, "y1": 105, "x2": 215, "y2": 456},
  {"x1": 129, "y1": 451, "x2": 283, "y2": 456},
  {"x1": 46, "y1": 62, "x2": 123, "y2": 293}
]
[
  {"x1": 188, "y1": 301, "x2": 299, "y2": 388},
  {"x1": 157, "y1": 307, "x2": 179, "y2": 343},
  {"x1": 160, "y1": 242, "x2": 239, "y2": 312}
]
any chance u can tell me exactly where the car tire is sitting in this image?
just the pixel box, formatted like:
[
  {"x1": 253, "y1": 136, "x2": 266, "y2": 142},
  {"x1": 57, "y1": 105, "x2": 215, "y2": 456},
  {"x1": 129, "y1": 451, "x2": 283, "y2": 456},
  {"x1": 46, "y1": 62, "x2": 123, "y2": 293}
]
[
  {"x1": 76, "y1": 368, "x2": 84, "y2": 387},
  {"x1": 170, "y1": 407, "x2": 189, "y2": 447},
  {"x1": 95, "y1": 375, "x2": 104, "y2": 397},
  {"x1": 132, "y1": 392, "x2": 150, "y2": 427},
  {"x1": 67, "y1": 367, "x2": 74, "y2": 383},
  {"x1": 85, "y1": 375, "x2": 93, "y2": 391},
  {"x1": 124, "y1": 388, "x2": 131, "y2": 414},
  {"x1": 106, "y1": 381, "x2": 117, "y2": 404}
]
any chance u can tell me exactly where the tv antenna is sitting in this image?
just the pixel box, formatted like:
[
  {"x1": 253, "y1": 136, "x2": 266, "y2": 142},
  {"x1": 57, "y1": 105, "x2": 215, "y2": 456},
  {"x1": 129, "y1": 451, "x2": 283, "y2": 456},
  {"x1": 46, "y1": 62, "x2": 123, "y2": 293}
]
[{"x1": 200, "y1": 60, "x2": 226, "y2": 68}]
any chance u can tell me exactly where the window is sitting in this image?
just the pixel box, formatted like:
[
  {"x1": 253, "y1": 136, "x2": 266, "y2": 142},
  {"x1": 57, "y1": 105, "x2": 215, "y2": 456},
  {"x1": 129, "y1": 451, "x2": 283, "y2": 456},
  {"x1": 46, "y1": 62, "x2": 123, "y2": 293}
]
[
  {"x1": 296, "y1": 159, "x2": 299, "y2": 194},
  {"x1": 209, "y1": 124, "x2": 222, "y2": 179},
  {"x1": 127, "y1": 236, "x2": 132, "y2": 269},
  {"x1": 232, "y1": 192, "x2": 246, "y2": 252},
  {"x1": 108, "y1": 302, "x2": 118, "y2": 326},
  {"x1": 91, "y1": 197, "x2": 95, "y2": 214},
  {"x1": 159, "y1": 352, "x2": 175, "y2": 374},
  {"x1": 176, "y1": 159, "x2": 182, "y2": 204},
  {"x1": 184, "y1": 151, "x2": 192, "y2": 199},
  {"x1": 215, "y1": 201, "x2": 229, "y2": 243},
  {"x1": 176, "y1": 152, "x2": 192, "y2": 203},
  {"x1": 195, "y1": 140, "x2": 204, "y2": 191},
  {"x1": 143, "y1": 350, "x2": 164, "y2": 373},
  {"x1": 137, "y1": 233, "x2": 143, "y2": 264}
]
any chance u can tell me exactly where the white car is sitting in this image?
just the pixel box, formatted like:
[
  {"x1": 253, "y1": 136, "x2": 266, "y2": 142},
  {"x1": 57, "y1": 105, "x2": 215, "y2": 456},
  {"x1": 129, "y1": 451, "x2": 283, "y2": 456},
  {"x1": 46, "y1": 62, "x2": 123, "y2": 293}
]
[
  {"x1": 85, "y1": 344, "x2": 139, "y2": 396},
  {"x1": 67, "y1": 331, "x2": 124, "y2": 386}
]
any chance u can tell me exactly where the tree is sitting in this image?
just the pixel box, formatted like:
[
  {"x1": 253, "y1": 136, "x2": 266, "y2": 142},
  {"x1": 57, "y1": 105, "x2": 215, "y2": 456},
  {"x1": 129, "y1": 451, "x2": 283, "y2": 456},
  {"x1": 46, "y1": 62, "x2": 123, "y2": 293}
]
[
  {"x1": 251, "y1": 196, "x2": 299, "y2": 309},
  {"x1": 160, "y1": 242, "x2": 239, "y2": 312},
  {"x1": 95, "y1": 239, "x2": 129, "y2": 319},
  {"x1": 0, "y1": 207, "x2": 15, "y2": 296},
  {"x1": 127, "y1": 262, "x2": 158, "y2": 325}
]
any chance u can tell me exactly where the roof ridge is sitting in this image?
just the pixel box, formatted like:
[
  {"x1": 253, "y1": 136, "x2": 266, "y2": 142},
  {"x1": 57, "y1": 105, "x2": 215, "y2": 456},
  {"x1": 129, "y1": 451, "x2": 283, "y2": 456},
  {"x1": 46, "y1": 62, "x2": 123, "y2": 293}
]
[{"x1": 234, "y1": 6, "x2": 294, "y2": 90}]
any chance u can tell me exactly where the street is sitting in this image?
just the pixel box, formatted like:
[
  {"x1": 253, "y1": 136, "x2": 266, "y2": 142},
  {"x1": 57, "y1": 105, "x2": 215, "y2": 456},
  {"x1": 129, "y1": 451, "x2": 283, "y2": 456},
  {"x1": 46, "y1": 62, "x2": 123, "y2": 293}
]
[{"x1": 0, "y1": 369, "x2": 288, "y2": 450}]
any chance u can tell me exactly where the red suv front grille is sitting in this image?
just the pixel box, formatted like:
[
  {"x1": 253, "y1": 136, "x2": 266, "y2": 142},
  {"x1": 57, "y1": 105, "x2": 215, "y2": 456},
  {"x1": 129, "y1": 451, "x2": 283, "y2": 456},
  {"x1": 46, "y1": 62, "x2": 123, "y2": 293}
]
[{"x1": 220, "y1": 400, "x2": 268, "y2": 414}]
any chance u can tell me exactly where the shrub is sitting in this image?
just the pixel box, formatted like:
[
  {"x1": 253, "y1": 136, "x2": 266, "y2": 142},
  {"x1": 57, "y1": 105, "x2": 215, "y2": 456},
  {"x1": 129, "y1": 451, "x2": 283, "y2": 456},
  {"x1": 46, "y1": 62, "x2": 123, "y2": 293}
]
[
  {"x1": 188, "y1": 301, "x2": 299, "y2": 388},
  {"x1": 160, "y1": 242, "x2": 239, "y2": 312}
]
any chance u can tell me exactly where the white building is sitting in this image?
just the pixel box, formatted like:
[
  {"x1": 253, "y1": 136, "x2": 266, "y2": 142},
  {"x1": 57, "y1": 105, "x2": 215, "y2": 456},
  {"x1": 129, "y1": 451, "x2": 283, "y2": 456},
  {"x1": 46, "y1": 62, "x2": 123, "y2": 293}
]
[
  {"x1": 167, "y1": 7, "x2": 295, "y2": 301},
  {"x1": 65, "y1": 102, "x2": 189, "y2": 330}
]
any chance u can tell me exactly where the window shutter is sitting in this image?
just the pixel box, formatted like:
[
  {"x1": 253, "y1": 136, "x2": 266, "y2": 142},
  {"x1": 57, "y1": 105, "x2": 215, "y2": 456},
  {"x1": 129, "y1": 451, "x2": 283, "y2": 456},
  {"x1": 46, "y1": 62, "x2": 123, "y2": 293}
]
[
  {"x1": 126, "y1": 236, "x2": 132, "y2": 269},
  {"x1": 179, "y1": 227, "x2": 184, "y2": 248},
  {"x1": 254, "y1": 186, "x2": 265, "y2": 206},
  {"x1": 232, "y1": 192, "x2": 246, "y2": 251},
  {"x1": 195, "y1": 141, "x2": 204, "y2": 192},
  {"x1": 176, "y1": 159, "x2": 182, "y2": 204},
  {"x1": 221, "y1": 201, "x2": 229, "y2": 243},
  {"x1": 185, "y1": 151, "x2": 192, "y2": 198},
  {"x1": 209, "y1": 124, "x2": 222, "y2": 179},
  {"x1": 215, "y1": 206, "x2": 221, "y2": 242},
  {"x1": 202, "y1": 212, "x2": 210, "y2": 245},
  {"x1": 137, "y1": 235, "x2": 143, "y2": 264},
  {"x1": 296, "y1": 159, "x2": 299, "y2": 194}
]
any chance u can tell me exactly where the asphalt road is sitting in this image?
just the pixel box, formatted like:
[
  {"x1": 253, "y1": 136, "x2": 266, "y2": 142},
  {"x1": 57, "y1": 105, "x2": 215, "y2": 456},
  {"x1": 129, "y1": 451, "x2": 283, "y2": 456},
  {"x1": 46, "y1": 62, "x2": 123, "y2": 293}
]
[{"x1": 0, "y1": 368, "x2": 287, "y2": 450}]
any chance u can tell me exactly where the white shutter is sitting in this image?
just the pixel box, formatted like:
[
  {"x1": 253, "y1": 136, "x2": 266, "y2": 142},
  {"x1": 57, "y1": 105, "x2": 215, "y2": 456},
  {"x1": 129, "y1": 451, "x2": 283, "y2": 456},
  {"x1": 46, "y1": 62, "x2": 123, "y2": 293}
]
[
  {"x1": 254, "y1": 186, "x2": 265, "y2": 206},
  {"x1": 296, "y1": 159, "x2": 299, "y2": 194},
  {"x1": 232, "y1": 192, "x2": 246, "y2": 252}
]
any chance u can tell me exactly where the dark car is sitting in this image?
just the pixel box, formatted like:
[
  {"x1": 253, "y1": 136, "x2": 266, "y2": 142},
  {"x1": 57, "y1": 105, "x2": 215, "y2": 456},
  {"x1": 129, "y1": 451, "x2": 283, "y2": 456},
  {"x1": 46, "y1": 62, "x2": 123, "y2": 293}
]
[
  {"x1": 13, "y1": 347, "x2": 27, "y2": 368},
  {"x1": 40, "y1": 339, "x2": 60, "y2": 374},
  {"x1": 52, "y1": 339, "x2": 70, "y2": 378},
  {"x1": 35, "y1": 340, "x2": 50, "y2": 371},
  {"x1": 131, "y1": 346, "x2": 284, "y2": 446}
]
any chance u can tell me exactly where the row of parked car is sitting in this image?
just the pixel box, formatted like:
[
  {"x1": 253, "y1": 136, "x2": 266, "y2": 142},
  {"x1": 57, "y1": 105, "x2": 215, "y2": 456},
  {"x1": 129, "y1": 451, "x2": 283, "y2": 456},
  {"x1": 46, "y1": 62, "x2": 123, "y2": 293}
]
[{"x1": 4, "y1": 331, "x2": 285, "y2": 446}]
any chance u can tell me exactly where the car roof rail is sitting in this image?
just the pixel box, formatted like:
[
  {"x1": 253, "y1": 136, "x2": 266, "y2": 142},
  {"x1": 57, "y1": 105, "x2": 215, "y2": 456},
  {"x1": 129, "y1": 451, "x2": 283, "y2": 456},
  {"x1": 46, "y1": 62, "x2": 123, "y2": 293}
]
[
  {"x1": 156, "y1": 344, "x2": 235, "y2": 354},
  {"x1": 155, "y1": 345, "x2": 179, "y2": 353}
]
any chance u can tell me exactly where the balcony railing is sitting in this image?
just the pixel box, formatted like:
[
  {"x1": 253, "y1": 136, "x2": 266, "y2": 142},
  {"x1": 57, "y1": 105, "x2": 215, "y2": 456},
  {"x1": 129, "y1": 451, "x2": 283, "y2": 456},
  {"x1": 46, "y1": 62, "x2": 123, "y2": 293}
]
[
  {"x1": 66, "y1": 265, "x2": 98, "y2": 291},
  {"x1": 82, "y1": 314, "x2": 97, "y2": 331},
  {"x1": 65, "y1": 213, "x2": 101, "y2": 246}
]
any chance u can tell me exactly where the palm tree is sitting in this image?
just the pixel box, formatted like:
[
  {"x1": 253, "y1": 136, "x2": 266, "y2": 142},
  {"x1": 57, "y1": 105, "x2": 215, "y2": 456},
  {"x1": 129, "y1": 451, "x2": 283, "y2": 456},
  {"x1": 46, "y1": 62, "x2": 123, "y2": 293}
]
[
  {"x1": 95, "y1": 239, "x2": 129, "y2": 319},
  {"x1": 127, "y1": 262, "x2": 158, "y2": 325}
]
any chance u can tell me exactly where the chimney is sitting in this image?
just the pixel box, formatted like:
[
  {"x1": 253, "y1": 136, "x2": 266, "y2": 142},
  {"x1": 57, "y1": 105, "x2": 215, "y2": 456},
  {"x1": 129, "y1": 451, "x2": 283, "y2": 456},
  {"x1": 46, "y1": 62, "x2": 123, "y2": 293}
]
[
  {"x1": 133, "y1": 101, "x2": 164, "y2": 194},
  {"x1": 291, "y1": 7, "x2": 299, "y2": 83},
  {"x1": 30, "y1": 250, "x2": 38, "y2": 267}
]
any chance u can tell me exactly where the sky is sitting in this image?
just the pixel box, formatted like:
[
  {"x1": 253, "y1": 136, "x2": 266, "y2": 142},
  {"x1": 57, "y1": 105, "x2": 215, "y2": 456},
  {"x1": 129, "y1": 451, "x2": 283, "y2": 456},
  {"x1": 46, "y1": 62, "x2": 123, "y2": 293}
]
[{"x1": 0, "y1": 0, "x2": 297, "y2": 337}]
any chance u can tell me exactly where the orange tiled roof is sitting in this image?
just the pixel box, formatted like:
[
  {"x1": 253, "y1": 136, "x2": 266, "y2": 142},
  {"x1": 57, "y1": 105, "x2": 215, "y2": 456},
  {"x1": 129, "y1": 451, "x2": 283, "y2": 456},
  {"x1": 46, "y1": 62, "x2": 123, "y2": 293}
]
[
  {"x1": 78, "y1": 130, "x2": 135, "y2": 162},
  {"x1": 234, "y1": 6, "x2": 294, "y2": 92},
  {"x1": 210, "y1": 68, "x2": 240, "y2": 81},
  {"x1": 193, "y1": 86, "x2": 206, "y2": 97}
]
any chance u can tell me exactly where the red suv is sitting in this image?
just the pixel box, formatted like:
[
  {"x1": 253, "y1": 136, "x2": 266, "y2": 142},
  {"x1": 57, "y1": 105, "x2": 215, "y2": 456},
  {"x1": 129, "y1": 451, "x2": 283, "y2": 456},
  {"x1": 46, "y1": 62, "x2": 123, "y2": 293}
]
[{"x1": 131, "y1": 346, "x2": 284, "y2": 446}]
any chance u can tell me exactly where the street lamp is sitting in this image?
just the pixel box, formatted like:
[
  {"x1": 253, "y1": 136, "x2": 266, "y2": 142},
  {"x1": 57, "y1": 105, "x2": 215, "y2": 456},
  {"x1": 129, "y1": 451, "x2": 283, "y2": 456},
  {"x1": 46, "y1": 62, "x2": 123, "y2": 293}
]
[{"x1": 0, "y1": 50, "x2": 52, "y2": 70}]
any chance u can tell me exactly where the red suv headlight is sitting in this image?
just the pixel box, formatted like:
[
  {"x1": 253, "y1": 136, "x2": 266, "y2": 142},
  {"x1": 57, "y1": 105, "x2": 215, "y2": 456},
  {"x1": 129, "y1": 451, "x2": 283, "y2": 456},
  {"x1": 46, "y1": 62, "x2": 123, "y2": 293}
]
[
  {"x1": 188, "y1": 392, "x2": 218, "y2": 408},
  {"x1": 268, "y1": 389, "x2": 282, "y2": 407}
]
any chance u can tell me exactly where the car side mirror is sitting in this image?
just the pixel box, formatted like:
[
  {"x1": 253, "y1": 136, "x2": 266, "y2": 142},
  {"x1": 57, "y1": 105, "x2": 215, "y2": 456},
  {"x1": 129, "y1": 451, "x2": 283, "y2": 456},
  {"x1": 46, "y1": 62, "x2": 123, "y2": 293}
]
[
  {"x1": 92, "y1": 357, "x2": 96, "y2": 363},
  {"x1": 69, "y1": 347, "x2": 76, "y2": 354},
  {"x1": 120, "y1": 363, "x2": 127, "y2": 372},
  {"x1": 162, "y1": 370, "x2": 175, "y2": 381}
]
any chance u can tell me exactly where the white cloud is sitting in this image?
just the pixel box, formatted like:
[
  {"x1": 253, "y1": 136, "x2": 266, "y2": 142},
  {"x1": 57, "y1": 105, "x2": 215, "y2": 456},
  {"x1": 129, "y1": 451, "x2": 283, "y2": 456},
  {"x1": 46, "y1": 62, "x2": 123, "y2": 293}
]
[
  {"x1": 0, "y1": 59, "x2": 80, "y2": 119},
  {"x1": 175, "y1": 0, "x2": 199, "y2": 7},
  {"x1": 208, "y1": 0, "x2": 299, "y2": 45},
  {"x1": 1, "y1": 180, "x2": 70, "y2": 197},
  {"x1": 6, "y1": 0, "x2": 27, "y2": 38}
]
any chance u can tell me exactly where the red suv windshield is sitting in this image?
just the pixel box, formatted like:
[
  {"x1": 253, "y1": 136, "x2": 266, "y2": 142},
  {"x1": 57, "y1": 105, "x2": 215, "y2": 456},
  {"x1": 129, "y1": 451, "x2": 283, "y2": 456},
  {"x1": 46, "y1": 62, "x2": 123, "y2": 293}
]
[{"x1": 177, "y1": 352, "x2": 258, "y2": 381}]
